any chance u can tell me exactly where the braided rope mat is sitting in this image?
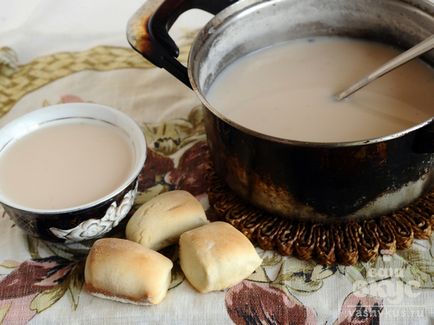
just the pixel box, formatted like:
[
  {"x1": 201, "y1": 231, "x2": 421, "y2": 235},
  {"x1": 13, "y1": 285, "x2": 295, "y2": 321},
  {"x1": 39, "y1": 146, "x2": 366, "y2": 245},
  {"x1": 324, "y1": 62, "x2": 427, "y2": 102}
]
[
  {"x1": 0, "y1": 46, "x2": 153, "y2": 117},
  {"x1": 208, "y1": 169, "x2": 434, "y2": 265},
  {"x1": 0, "y1": 34, "x2": 196, "y2": 118}
]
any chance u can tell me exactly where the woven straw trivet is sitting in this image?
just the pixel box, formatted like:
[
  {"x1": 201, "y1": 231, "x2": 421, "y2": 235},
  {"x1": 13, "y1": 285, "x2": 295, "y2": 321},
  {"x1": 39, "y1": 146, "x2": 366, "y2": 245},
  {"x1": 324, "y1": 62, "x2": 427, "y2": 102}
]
[{"x1": 208, "y1": 169, "x2": 434, "y2": 265}]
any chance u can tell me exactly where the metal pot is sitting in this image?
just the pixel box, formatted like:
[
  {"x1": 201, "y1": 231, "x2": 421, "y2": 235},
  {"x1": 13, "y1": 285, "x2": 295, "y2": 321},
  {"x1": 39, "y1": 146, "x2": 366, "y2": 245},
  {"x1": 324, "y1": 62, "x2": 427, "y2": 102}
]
[{"x1": 127, "y1": 0, "x2": 434, "y2": 221}]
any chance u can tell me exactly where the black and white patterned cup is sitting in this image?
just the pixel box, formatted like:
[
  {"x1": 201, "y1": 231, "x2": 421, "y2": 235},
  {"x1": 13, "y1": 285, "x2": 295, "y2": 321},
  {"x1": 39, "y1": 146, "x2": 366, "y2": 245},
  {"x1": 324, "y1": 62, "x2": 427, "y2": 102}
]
[{"x1": 0, "y1": 103, "x2": 147, "y2": 244}]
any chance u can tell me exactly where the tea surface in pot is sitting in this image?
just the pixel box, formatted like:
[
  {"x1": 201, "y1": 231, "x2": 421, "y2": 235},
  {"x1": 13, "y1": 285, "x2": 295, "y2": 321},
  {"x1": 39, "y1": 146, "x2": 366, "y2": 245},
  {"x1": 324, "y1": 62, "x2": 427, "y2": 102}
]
[{"x1": 206, "y1": 37, "x2": 434, "y2": 142}]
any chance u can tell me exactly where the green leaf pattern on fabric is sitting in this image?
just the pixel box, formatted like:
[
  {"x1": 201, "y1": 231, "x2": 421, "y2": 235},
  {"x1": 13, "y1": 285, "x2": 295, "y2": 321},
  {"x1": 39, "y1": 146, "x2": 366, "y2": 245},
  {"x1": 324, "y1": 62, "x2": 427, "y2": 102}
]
[
  {"x1": 252, "y1": 249, "x2": 338, "y2": 294},
  {"x1": 26, "y1": 236, "x2": 41, "y2": 260},
  {"x1": 30, "y1": 286, "x2": 67, "y2": 313},
  {"x1": 0, "y1": 260, "x2": 20, "y2": 269},
  {"x1": 142, "y1": 106, "x2": 206, "y2": 156},
  {"x1": 340, "y1": 239, "x2": 434, "y2": 291},
  {"x1": 0, "y1": 303, "x2": 11, "y2": 324},
  {"x1": 66, "y1": 263, "x2": 84, "y2": 310}
]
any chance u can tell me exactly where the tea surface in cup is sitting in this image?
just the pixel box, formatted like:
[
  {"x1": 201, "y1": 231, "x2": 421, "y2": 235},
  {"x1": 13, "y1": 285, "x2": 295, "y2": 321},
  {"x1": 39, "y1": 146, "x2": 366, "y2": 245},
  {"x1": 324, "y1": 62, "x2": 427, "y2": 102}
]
[
  {"x1": 0, "y1": 121, "x2": 134, "y2": 210},
  {"x1": 206, "y1": 36, "x2": 434, "y2": 142}
]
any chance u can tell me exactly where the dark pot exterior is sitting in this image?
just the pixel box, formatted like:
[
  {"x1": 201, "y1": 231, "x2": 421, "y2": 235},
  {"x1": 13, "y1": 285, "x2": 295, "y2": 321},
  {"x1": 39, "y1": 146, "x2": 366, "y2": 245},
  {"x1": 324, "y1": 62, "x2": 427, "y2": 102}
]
[
  {"x1": 204, "y1": 109, "x2": 433, "y2": 220},
  {"x1": 5, "y1": 179, "x2": 138, "y2": 243}
]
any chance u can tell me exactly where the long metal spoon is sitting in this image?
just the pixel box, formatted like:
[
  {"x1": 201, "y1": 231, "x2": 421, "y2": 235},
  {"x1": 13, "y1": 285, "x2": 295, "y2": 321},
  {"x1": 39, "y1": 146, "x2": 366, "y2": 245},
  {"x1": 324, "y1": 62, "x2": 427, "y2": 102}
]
[{"x1": 335, "y1": 35, "x2": 434, "y2": 101}]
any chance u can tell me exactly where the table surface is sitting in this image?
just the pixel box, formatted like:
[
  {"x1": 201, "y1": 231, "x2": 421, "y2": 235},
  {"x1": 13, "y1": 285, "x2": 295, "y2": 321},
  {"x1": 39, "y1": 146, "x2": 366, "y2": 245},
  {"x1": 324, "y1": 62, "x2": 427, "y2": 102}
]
[{"x1": 0, "y1": 1, "x2": 433, "y2": 324}]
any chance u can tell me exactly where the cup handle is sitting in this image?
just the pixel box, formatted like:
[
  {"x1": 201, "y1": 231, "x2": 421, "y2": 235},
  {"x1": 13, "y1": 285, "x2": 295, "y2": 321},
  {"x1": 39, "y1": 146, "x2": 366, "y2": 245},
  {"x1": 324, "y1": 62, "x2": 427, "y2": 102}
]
[{"x1": 127, "y1": 0, "x2": 238, "y2": 88}]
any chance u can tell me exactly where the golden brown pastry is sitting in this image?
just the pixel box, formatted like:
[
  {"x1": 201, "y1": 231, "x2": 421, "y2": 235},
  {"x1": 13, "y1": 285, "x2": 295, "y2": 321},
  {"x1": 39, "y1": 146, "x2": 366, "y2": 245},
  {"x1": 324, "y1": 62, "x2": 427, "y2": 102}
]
[
  {"x1": 84, "y1": 238, "x2": 173, "y2": 305},
  {"x1": 179, "y1": 221, "x2": 262, "y2": 293},
  {"x1": 126, "y1": 190, "x2": 208, "y2": 251}
]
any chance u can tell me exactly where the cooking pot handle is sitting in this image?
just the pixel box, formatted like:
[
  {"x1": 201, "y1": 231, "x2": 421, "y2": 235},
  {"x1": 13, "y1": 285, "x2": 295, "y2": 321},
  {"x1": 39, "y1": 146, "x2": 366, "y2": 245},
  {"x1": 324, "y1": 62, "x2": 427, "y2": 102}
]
[
  {"x1": 127, "y1": 0, "x2": 238, "y2": 88},
  {"x1": 413, "y1": 120, "x2": 434, "y2": 153}
]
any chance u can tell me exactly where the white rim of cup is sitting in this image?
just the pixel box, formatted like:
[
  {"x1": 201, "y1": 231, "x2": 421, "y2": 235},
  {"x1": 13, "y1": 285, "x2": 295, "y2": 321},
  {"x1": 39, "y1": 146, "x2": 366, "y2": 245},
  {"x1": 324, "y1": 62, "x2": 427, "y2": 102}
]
[{"x1": 0, "y1": 103, "x2": 147, "y2": 214}]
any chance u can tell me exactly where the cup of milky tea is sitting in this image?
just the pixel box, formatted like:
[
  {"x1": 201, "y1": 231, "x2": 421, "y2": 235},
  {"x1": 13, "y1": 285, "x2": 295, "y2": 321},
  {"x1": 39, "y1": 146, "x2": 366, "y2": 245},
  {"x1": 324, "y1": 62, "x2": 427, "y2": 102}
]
[{"x1": 0, "y1": 103, "x2": 146, "y2": 244}]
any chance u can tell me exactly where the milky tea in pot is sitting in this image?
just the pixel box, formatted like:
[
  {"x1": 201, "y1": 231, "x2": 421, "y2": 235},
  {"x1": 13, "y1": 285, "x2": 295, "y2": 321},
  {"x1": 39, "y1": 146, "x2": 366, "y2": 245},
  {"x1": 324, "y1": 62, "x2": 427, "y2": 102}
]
[{"x1": 206, "y1": 36, "x2": 434, "y2": 143}]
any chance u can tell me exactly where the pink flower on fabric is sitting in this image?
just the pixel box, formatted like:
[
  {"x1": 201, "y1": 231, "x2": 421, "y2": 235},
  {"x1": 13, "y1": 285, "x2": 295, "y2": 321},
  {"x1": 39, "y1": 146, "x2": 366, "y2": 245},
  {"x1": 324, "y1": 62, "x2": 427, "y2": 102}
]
[
  {"x1": 138, "y1": 148, "x2": 174, "y2": 191},
  {"x1": 0, "y1": 293, "x2": 36, "y2": 324},
  {"x1": 165, "y1": 141, "x2": 210, "y2": 195},
  {"x1": 226, "y1": 281, "x2": 317, "y2": 325},
  {"x1": 0, "y1": 257, "x2": 72, "y2": 299},
  {"x1": 60, "y1": 95, "x2": 85, "y2": 103},
  {"x1": 0, "y1": 257, "x2": 74, "y2": 324}
]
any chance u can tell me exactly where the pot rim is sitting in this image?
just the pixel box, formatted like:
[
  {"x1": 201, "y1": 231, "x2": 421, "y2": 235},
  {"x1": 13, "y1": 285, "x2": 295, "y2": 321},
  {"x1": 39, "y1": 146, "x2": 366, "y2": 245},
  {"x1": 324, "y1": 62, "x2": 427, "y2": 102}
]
[
  {"x1": 195, "y1": 94, "x2": 433, "y2": 147},
  {"x1": 187, "y1": 0, "x2": 434, "y2": 148}
]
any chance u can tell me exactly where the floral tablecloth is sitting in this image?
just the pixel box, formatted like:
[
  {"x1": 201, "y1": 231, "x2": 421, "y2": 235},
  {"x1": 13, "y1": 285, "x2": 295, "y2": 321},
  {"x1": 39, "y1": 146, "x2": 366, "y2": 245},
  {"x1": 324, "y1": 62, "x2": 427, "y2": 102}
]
[{"x1": 0, "y1": 1, "x2": 433, "y2": 324}]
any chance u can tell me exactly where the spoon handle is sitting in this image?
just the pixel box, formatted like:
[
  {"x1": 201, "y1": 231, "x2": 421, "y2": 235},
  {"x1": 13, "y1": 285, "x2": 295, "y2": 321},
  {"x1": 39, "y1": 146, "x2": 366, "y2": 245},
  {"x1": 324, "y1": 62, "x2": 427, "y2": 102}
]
[{"x1": 335, "y1": 35, "x2": 434, "y2": 101}]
